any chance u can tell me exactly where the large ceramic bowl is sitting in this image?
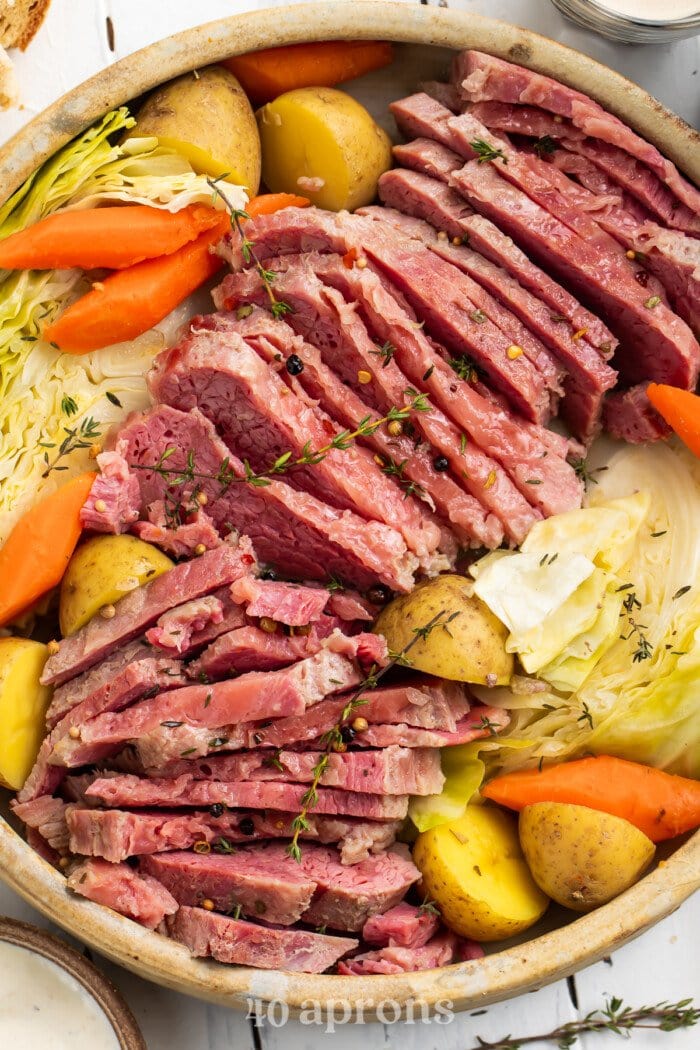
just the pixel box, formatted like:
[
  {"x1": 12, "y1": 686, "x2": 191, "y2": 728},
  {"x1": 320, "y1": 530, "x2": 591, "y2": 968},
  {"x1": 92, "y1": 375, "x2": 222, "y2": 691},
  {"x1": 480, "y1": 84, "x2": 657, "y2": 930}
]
[{"x1": 0, "y1": 1, "x2": 698, "y2": 1018}]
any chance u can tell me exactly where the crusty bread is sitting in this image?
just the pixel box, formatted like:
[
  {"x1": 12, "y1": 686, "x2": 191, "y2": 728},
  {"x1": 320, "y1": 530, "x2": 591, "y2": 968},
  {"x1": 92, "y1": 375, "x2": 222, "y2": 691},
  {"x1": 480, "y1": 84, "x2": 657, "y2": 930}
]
[
  {"x1": 0, "y1": 0, "x2": 51, "y2": 51},
  {"x1": 0, "y1": 44, "x2": 18, "y2": 108}
]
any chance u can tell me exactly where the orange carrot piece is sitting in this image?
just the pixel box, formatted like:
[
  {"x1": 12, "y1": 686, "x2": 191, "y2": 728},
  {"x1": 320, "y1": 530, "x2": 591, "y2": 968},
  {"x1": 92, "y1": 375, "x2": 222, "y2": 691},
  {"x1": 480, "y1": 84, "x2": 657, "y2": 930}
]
[
  {"x1": 0, "y1": 204, "x2": 225, "y2": 272},
  {"x1": 0, "y1": 472, "x2": 96, "y2": 627},
  {"x1": 223, "y1": 40, "x2": 394, "y2": 104},
  {"x1": 482, "y1": 755, "x2": 700, "y2": 842},
  {"x1": 43, "y1": 215, "x2": 229, "y2": 354},
  {"x1": 647, "y1": 383, "x2": 700, "y2": 458},
  {"x1": 245, "y1": 194, "x2": 311, "y2": 219}
]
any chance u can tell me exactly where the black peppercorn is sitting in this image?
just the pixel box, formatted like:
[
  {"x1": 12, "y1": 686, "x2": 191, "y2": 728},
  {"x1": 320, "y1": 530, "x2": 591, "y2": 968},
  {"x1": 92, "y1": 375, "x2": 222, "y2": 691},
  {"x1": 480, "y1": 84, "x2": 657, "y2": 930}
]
[
  {"x1": 340, "y1": 725, "x2": 356, "y2": 745},
  {"x1": 367, "y1": 584, "x2": 390, "y2": 605},
  {"x1": 209, "y1": 803, "x2": 225, "y2": 818},
  {"x1": 259, "y1": 567, "x2": 278, "y2": 581},
  {"x1": 286, "y1": 354, "x2": 304, "y2": 375},
  {"x1": 433, "y1": 455, "x2": 449, "y2": 472},
  {"x1": 238, "y1": 817, "x2": 256, "y2": 835}
]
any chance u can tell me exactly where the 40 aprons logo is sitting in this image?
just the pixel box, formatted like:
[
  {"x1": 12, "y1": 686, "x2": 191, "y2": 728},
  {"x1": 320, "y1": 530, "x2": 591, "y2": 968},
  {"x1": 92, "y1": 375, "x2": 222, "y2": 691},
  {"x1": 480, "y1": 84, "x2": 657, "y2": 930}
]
[{"x1": 246, "y1": 997, "x2": 455, "y2": 1030}]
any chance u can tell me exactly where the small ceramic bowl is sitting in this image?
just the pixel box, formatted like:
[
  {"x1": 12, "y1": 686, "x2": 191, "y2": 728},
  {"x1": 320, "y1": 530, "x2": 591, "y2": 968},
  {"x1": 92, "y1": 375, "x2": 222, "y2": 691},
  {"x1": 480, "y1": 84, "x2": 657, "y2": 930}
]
[{"x1": 0, "y1": 916, "x2": 145, "y2": 1050}]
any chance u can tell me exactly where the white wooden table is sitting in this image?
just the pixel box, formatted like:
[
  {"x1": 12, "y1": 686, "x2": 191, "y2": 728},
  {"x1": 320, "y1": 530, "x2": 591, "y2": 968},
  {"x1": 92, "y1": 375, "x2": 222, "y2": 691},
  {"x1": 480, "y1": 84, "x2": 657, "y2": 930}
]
[{"x1": 0, "y1": 2, "x2": 698, "y2": 1047}]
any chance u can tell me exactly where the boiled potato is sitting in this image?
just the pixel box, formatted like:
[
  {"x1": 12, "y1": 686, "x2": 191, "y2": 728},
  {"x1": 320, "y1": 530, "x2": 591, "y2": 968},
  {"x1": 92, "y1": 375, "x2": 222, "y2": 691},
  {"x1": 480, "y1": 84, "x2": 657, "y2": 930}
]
[
  {"x1": 134, "y1": 66, "x2": 261, "y2": 193},
  {"x1": 519, "y1": 802, "x2": 656, "y2": 912},
  {"x1": 59, "y1": 535, "x2": 173, "y2": 637},
  {"x1": 414, "y1": 805, "x2": 549, "y2": 941},
  {"x1": 0, "y1": 638, "x2": 52, "y2": 791},
  {"x1": 257, "y1": 86, "x2": 392, "y2": 211},
  {"x1": 374, "y1": 574, "x2": 513, "y2": 684}
]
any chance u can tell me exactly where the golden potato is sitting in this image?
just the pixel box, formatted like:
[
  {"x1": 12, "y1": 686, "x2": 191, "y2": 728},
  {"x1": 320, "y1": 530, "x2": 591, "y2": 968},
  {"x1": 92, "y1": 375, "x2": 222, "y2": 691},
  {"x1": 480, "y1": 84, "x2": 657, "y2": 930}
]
[
  {"x1": 59, "y1": 535, "x2": 173, "y2": 637},
  {"x1": 374, "y1": 574, "x2": 513, "y2": 684},
  {"x1": 134, "y1": 66, "x2": 261, "y2": 193},
  {"x1": 257, "y1": 86, "x2": 392, "y2": 211},
  {"x1": 414, "y1": 805, "x2": 549, "y2": 941},
  {"x1": 0, "y1": 638, "x2": 52, "y2": 791},
  {"x1": 519, "y1": 802, "x2": 656, "y2": 912}
]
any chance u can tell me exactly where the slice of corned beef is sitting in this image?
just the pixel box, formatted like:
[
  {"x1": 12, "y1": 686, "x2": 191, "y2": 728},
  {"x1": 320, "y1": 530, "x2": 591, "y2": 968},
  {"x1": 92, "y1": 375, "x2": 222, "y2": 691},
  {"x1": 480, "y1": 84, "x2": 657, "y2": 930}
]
[
  {"x1": 41, "y1": 540, "x2": 255, "y2": 687},
  {"x1": 46, "y1": 639, "x2": 150, "y2": 729},
  {"x1": 602, "y1": 385, "x2": 671, "y2": 444},
  {"x1": 338, "y1": 931, "x2": 459, "y2": 974},
  {"x1": 12, "y1": 796, "x2": 69, "y2": 855},
  {"x1": 450, "y1": 159, "x2": 700, "y2": 389},
  {"x1": 80, "y1": 451, "x2": 140, "y2": 534},
  {"x1": 167, "y1": 906, "x2": 357, "y2": 972},
  {"x1": 118, "y1": 405, "x2": 417, "y2": 592},
  {"x1": 85, "y1": 775, "x2": 410, "y2": 820},
  {"x1": 18, "y1": 653, "x2": 188, "y2": 804},
  {"x1": 391, "y1": 137, "x2": 617, "y2": 354},
  {"x1": 631, "y1": 224, "x2": 700, "y2": 340},
  {"x1": 362, "y1": 902, "x2": 439, "y2": 949},
  {"x1": 145, "y1": 595, "x2": 224, "y2": 653},
  {"x1": 137, "y1": 746, "x2": 444, "y2": 796},
  {"x1": 233, "y1": 307, "x2": 497, "y2": 550},
  {"x1": 419, "y1": 80, "x2": 461, "y2": 112},
  {"x1": 190, "y1": 624, "x2": 325, "y2": 677},
  {"x1": 356, "y1": 705, "x2": 509, "y2": 749},
  {"x1": 149, "y1": 327, "x2": 441, "y2": 570},
  {"x1": 142, "y1": 849, "x2": 316, "y2": 926},
  {"x1": 133, "y1": 505, "x2": 221, "y2": 558},
  {"x1": 452, "y1": 50, "x2": 700, "y2": 217},
  {"x1": 326, "y1": 590, "x2": 377, "y2": 622},
  {"x1": 51, "y1": 647, "x2": 362, "y2": 769},
  {"x1": 66, "y1": 858, "x2": 178, "y2": 929},
  {"x1": 66, "y1": 807, "x2": 401, "y2": 865},
  {"x1": 217, "y1": 264, "x2": 539, "y2": 544},
  {"x1": 230, "y1": 577, "x2": 329, "y2": 625}
]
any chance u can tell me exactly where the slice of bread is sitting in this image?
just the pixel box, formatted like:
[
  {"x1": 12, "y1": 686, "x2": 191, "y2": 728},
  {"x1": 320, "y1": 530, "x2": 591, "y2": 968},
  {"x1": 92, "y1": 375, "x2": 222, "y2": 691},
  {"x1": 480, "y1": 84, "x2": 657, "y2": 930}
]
[
  {"x1": 0, "y1": 0, "x2": 51, "y2": 51},
  {"x1": 0, "y1": 44, "x2": 18, "y2": 109}
]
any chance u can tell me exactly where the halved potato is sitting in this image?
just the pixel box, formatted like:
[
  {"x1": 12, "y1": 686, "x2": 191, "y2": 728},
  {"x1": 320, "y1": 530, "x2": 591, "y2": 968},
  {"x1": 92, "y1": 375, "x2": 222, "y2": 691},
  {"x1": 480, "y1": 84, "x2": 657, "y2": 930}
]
[
  {"x1": 0, "y1": 638, "x2": 52, "y2": 790},
  {"x1": 59, "y1": 535, "x2": 173, "y2": 637}
]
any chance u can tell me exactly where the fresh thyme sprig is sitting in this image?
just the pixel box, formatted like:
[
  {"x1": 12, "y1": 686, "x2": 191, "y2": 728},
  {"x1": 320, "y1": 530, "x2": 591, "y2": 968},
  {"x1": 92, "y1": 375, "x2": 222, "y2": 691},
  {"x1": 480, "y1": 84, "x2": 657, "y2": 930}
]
[
  {"x1": 620, "y1": 590, "x2": 653, "y2": 663},
  {"x1": 532, "y1": 134, "x2": 558, "y2": 158},
  {"x1": 207, "y1": 175, "x2": 292, "y2": 320},
  {"x1": 39, "y1": 416, "x2": 102, "y2": 478},
  {"x1": 286, "y1": 608, "x2": 461, "y2": 862},
  {"x1": 369, "y1": 341, "x2": 397, "y2": 368},
  {"x1": 469, "y1": 996, "x2": 699, "y2": 1049},
  {"x1": 570, "y1": 457, "x2": 608, "y2": 487},
  {"x1": 470, "y1": 139, "x2": 508, "y2": 165},
  {"x1": 130, "y1": 395, "x2": 431, "y2": 524},
  {"x1": 380, "y1": 456, "x2": 427, "y2": 501}
]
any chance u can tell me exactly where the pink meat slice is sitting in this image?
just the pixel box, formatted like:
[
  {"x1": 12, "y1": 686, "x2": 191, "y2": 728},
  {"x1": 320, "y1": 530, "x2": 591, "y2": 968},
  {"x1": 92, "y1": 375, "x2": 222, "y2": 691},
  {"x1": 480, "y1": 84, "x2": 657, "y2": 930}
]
[
  {"x1": 149, "y1": 326, "x2": 442, "y2": 568},
  {"x1": 66, "y1": 806, "x2": 401, "y2": 865},
  {"x1": 167, "y1": 906, "x2": 357, "y2": 972},
  {"x1": 190, "y1": 623, "x2": 329, "y2": 677},
  {"x1": 142, "y1": 849, "x2": 317, "y2": 926},
  {"x1": 66, "y1": 858, "x2": 178, "y2": 930},
  {"x1": 80, "y1": 450, "x2": 140, "y2": 534},
  {"x1": 118, "y1": 404, "x2": 417, "y2": 593},
  {"x1": 133, "y1": 505, "x2": 222, "y2": 559},
  {"x1": 362, "y1": 902, "x2": 440, "y2": 949},
  {"x1": 356, "y1": 705, "x2": 509, "y2": 748},
  {"x1": 41, "y1": 540, "x2": 256, "y2": 687},
  {"x1": 229, "y1": 576, "x2": 329, "y2": 625},
  {"x1": 85, "y1": 775, "x2": 410, "y2": 820},
  {"x1": 51, "y1": 646, "x2": 361, "y2": 768},
  {"x1": 12, "y1": 796, "x2": 70, "y2": 855},
  {"x1": 602, "y1": 384, "x2": 671, "y2": 444},
  {"x1": 145, "y1": 596, "x2": 224, "y2": 653},
  {"x1": 452, "y1": 50, "x2": 700, "y2": 216},
  {"x1": 338, "y1": 931, "x2": 459, "y2": 974}
]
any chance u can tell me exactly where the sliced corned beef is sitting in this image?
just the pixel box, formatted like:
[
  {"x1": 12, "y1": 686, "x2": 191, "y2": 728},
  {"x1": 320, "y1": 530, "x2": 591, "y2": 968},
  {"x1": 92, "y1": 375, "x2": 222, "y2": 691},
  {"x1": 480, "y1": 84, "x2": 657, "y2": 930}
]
[
  {"x1": 118, "y1": 405, "x2": 417, "y2": 592},
  {"x1": 133, "y1": 505, "x2": 221, "y2": 558},
  {"x1": 85, "y1": 775, "x2": 410, "y2": 820},
  {"x1": 296, "y1": 843, "x2": 421, "y2": 931},
  {"x1": 631, "y1": 224, "x2": 700, "y2": 339},
  {"x1": 191, "y1": 624, "x2": 327, "y2": 678},
  {"x1": 355, "y1": 705, "x2": 509, "y2": 749},
  {"x1": 452, "y1": 50, "x2": 700, "y2": 217},
  {"x1": 229, "y1": 576, "x2": 330, "y2": 625},
  {"x1": 141, "y1": 746, "x2": 444, "y2": 796},
  {"x1": 46, "y1": 639, "x2": 152, "y2": 729},
  {"x1": 51, "y1": 647, "x2": 362, "y2": 769},
  {"x1": 602, "y1": 385, "x2": 671, "y2": 444},
  {"x1": 142, "y1": 849, "x2": 316, "y2": 926},
  {"x1": 12, "y1": 796, "x2": 69, "y2": 855},
  {"x1": 362, "y1": 902, "x2": 439, "y2": 949},
  {"x1": 232, "y1": 307, "x2": 499, "y2": 550},
  {"x1": 80, "y1": 451, "x2": 140, "y2": 534},
  {"x1": 326, "y1": 590, "x2": 377, "y2": 622},
  {"x1": 419, "y1": 80, "x2": 461, "y2": 113},
  {"x1": 145, "y1": 596, "x2": 225, "y2": 653},
  {"x1": 391, "y1": 136, "x2": 617, "y2": 353},
  {"x1": 66, "y1": 806, "x2": 401, "y2": 865},
  {"x1": 18, "y1": 652, "x2": 187, "y2": 804},
  {"x1": 41, "y1": 540, "x2": 255, "y2": 687},
  {"x1": 338, "y1": 931, "x2": 459, "y2": 974},
  {"x1": 167, "y1": 906, "x2": 357, "y2": 972},
  {"x1": 66, "y1": 857, "x2": 178, "y2": 930},
  {"x1": 149, "y1": 326, "x2": 441, "y2": 569}
]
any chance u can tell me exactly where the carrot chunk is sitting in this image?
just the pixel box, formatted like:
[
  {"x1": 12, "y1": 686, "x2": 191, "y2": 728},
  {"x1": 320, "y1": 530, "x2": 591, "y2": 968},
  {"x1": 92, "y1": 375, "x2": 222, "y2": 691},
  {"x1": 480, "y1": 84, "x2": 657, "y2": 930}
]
[
  {"x1": 245, "y1": 194, "x2": 311, "y2": 218},
  {"x1": 647, "y1": 383, "x2": 700, "y2": 458}
]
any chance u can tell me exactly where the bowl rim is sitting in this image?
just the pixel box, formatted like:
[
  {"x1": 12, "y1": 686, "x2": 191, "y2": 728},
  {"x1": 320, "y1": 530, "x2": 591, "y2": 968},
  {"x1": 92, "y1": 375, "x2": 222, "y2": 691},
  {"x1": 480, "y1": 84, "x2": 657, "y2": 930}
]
[
  {"x1": 0, "y1": 0, "x2": 698, "y2": 1017},
  {"x1": 0, "y1": 915, "x2": 146, "y2": 1048}
]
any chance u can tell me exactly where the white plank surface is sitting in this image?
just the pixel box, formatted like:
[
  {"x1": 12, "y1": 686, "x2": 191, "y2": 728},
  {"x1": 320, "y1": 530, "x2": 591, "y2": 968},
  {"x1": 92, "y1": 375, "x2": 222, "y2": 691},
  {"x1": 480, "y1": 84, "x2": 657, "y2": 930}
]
[{"x1": 0, "y1": 1, "x2": 699, "y2": 1048}]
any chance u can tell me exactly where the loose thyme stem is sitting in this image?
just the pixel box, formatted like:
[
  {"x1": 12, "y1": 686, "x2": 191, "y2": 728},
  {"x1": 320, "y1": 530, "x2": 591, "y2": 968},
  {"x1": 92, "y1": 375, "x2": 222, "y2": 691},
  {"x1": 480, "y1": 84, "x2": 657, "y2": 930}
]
[
  {"x1": 39, "y1": 416, "x2": 102, "y2": 478},
  {"x1": 469, "y1": 997, "x2": 699, "y2": 1050},
  {"x1": 286, "y1": 608, "x2": 460, "y2": 862}
]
